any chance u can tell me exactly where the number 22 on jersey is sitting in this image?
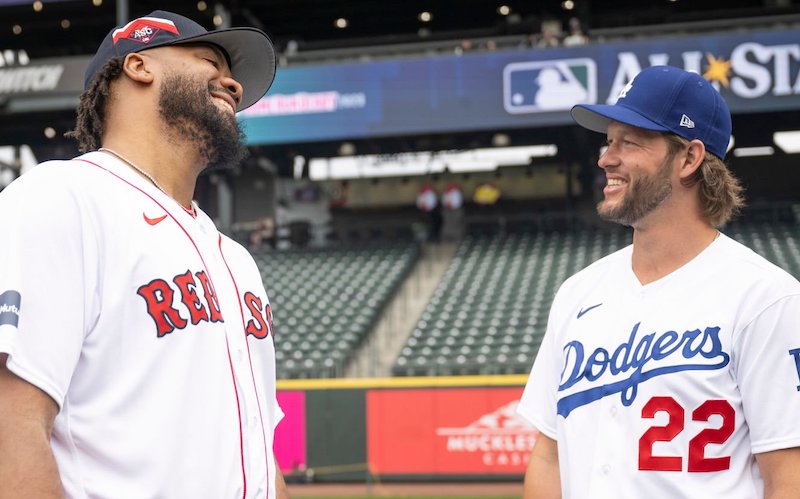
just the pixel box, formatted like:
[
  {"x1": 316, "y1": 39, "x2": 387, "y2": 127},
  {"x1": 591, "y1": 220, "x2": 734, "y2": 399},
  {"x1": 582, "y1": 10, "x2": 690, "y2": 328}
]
[{"x1": 639, "y1": 396, "x2": 735, "y2": 472}]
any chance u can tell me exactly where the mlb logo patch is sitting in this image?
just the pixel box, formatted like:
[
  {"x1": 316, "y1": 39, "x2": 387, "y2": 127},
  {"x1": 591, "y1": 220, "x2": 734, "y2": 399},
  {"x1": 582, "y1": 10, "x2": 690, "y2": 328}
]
[
  {"x1": 112, "y1": 16, "x2": 180, "y2": 45},
  {"x1": 503, "y1": 58, "x2": 597, "y2": 114}
]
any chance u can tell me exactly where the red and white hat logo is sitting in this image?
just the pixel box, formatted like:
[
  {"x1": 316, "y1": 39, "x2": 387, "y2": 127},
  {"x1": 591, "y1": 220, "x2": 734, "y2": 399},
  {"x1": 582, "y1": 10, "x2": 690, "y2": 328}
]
[{"x1": 111, "y1": 16, "x2": 179, "y2": 45}]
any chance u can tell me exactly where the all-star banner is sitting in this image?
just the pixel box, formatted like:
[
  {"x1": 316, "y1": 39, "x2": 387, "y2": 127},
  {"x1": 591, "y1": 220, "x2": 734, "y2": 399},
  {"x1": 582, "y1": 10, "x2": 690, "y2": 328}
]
[{"x1": 238, "y1": 27, "x2": 800, "y2": 145}]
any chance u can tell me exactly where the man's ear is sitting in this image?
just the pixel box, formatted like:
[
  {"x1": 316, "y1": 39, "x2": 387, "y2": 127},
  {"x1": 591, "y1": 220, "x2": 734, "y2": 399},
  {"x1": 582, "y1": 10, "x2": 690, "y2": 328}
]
[
  {"x1": 678, "y1": 139, "x2": 706, "y2": 180},
  {"x1": 121, "y1": 52, "x2": 154, "y2": 84}
]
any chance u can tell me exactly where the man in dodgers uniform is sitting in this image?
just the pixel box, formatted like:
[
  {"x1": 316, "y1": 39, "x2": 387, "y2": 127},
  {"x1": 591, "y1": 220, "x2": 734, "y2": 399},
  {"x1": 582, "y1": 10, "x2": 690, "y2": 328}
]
[
  {"x1": 518, "y1": 66, "x2": 800, "y2": 498},
  {"x1": 0, "y1": 11, "x2": 289, "y2": 499}
]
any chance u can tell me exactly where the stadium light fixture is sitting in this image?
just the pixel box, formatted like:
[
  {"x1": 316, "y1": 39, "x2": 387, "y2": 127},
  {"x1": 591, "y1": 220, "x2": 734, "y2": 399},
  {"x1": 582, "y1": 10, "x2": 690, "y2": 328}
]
[
  {"x1": 773, "y1": 131, "x2": 800, "y2": 154},
  {"x1": 308, "y1": 145, "x2": 558, "y2": 180},
  {"x1": 732, "y1": 146, "x2": 775, "y2": 158}
]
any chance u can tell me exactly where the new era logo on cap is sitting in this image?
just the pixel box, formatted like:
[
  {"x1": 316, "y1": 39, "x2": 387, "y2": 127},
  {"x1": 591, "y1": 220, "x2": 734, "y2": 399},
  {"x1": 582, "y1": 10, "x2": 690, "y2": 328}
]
[
  {"x1": 680, "y1": 114, "x2": 695, "y2": 129},
  {"x1": 112, "y1": 17, "x2": 179, "y2": 45}
]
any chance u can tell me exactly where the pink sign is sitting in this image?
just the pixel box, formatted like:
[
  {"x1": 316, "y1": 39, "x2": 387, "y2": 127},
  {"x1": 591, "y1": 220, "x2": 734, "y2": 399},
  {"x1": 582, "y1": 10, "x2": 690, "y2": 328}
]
[{"x1": 274, "y1": 390, "x2": 307, "y2": 472}]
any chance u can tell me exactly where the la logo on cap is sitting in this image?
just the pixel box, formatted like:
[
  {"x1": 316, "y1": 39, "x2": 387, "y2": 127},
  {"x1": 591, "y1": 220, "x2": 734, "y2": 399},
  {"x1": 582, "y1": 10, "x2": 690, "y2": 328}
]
[
  {"x1": 112, "y1": 16, "x2": 179, "y2": 45},
  {"x1": 617, "y1": 79, "x2": 635, "y2": 99}
]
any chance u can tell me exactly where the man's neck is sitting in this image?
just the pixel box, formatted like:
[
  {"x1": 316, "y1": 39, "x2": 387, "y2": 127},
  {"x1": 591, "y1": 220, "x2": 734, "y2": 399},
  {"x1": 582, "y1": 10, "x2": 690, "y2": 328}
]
[
  {"x1": 100, "y1": 136, "x2": 204, "y2": 207},
  {"x1": 630, "y1": 213, "x2": 718, "y2": 286}
]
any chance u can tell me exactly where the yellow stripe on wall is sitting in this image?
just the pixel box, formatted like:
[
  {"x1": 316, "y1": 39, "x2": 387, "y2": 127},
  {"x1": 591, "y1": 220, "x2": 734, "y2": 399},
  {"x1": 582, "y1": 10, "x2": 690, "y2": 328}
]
[{"x1": 276, "y1": 374, "x2": 529, "y2": 390}]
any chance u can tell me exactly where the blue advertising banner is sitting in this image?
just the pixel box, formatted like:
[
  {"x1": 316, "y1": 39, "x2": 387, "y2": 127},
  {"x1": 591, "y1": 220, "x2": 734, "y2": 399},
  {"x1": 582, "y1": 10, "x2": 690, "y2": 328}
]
[{"x1": 239, "y1": 28, "x2": 800, "y2": 145}]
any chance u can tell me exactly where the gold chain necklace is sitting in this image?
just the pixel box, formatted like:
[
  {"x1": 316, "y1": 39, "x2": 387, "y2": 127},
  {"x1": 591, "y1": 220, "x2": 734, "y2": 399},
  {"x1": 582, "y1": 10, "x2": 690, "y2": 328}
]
[{"x1": 99, "y1": 147, "x2": 196, "y2": 217}]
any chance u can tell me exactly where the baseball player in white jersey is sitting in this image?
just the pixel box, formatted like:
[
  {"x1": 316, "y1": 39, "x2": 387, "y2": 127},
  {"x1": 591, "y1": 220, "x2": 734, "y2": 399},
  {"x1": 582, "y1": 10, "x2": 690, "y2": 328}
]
[
  {"x1": 0, "y1": 11, "x2": 290, "y2": 499},
  {"x1": 518, "y1": 66, "x2": 800, "y2": 498}
]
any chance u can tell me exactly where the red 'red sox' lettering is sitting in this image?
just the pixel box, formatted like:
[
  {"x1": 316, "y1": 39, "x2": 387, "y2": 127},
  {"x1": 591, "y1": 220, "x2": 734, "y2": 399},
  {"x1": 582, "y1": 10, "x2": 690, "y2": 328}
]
[
  {"x1": 137, "y1": 270, "x2": 224, "y2": 337},
  {"x1": 174, "y1": 270, "x2": 209, "y2": 325},
  {"x1": 136, "y1": 278, "x2": 189, "y2": 337},
  {"x1": 137, "y1": 272, "x2": 273, "y2": 339},
  {"x1": 244, "y1": 291, "x2": 274, "y2": 339},
  {"x1": 195, "y1": 270, "x2": 223, "y2": 322}
]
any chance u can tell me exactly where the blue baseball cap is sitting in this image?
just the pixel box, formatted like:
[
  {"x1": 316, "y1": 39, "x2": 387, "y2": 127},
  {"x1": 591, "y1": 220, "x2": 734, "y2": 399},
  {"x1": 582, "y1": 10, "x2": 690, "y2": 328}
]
[
  {"x1": 84, "y1": 10, "x2": 276, "y2": 112},
  {"x1": 571, "y1": 66, "x2": 731, "y2": 159}
]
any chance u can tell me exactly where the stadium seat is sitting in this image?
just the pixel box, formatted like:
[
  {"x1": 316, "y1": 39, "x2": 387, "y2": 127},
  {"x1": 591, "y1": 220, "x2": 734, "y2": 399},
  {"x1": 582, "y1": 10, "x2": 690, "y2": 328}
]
[{"x1": 252, "y1": 244, "x2": 420, "y2": 379}]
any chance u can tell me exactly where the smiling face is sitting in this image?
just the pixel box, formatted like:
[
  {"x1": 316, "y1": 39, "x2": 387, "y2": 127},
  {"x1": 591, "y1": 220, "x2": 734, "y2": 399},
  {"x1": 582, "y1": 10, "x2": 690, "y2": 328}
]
[
  {"x1": 153, "y1": 44, "x2": 248, "y2": 170},
  {"x1": 596, "y1": 122, "x2": 679, "y2": 226}
]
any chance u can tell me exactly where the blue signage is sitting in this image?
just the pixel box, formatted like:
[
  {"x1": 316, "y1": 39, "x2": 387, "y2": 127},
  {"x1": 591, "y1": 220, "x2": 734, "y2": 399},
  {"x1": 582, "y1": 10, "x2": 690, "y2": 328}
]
[{"x1": 239, "y1": 28, "x2": 800, "y2": 145}]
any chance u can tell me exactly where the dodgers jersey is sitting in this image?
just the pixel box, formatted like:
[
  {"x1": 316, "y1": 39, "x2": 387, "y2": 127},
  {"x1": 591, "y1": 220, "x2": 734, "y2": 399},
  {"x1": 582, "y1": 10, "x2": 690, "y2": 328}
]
[
  {"x1": 518, "y1": 234, "x2": 800, "y2": 499},
  {"x1": 0, "y1": 151, "x2": 283, "y2": 499}
]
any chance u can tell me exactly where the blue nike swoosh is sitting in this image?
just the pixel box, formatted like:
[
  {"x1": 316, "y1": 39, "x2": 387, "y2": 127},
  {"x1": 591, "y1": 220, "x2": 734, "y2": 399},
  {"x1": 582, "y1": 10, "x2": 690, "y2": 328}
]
[{"x1": 577, "y1": 303, "x2": 603, "y2": 319}]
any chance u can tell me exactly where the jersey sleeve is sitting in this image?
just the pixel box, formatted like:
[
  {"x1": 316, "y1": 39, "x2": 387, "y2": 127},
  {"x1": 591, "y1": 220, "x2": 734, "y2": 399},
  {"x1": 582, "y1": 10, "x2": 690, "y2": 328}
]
[
  {"x1": 517, "y1": 289, "x2": 566, "y2": 440},
  {"x1": 0, "y1": 167, "x2": 98, "y2": 408},
  {"x1": 734, "y1": 292, "x2": 800, "y2": 454}
]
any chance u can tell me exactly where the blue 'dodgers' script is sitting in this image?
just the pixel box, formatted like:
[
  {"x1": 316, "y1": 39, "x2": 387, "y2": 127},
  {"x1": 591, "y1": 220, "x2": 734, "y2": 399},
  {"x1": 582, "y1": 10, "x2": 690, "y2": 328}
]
[{"x1": 557, "y1": 322, "x2": 729, "y2": 418}]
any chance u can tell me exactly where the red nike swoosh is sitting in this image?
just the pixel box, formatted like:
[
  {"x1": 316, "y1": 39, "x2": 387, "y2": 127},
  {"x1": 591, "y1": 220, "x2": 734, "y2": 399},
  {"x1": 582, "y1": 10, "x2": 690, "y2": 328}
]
[{"x1": 143, "y1": 213, "x2": 168, "y2": 226}]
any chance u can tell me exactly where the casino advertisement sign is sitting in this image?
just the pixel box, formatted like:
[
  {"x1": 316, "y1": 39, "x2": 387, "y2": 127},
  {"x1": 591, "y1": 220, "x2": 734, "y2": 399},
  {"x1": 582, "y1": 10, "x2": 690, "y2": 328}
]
[{"x1": 366, "y1": 387, "x2": 537, "y2": 474}]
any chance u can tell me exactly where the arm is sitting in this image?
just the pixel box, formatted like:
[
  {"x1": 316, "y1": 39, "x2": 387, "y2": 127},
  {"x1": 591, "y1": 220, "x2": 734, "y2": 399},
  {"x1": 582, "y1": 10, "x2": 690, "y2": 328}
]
[
  {"x1": 274, "y1": 456, "x2": 290, "y2": 499},
  {"x1": 756, "y1": 447, "x2": 800, "y2": 499},
  {"x1": 0, "y1": 354, "x2": 63, "y2": 499},
  {"x1": 523, "y1": 433, "x2": 561, "y2": 499}
]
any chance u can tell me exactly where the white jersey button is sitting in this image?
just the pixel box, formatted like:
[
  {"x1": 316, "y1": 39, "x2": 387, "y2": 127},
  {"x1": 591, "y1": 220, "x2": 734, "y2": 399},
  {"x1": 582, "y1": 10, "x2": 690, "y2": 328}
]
[{"x1": 601, "y1": 464, "x2": 610, "y2": 475}]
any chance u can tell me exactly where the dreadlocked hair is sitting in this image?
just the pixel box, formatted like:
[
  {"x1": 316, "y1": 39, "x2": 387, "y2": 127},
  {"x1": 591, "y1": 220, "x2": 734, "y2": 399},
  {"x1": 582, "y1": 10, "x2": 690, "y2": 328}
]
[
  {"x1": 666, "y1": 134, "x2": 745, "y2": 228},
  {"x1": 65, "y1": 57, "x2": 124, "y2": 153}
]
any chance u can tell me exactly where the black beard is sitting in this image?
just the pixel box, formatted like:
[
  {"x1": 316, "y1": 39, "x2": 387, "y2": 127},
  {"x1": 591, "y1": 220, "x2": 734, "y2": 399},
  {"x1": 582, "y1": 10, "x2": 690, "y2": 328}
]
[
  {"x1": 158, "y1": 72, "x2": 248, "y2": 172},
  {"x1": 597, "y1": 154, "x2": 674, "y2": 226}
]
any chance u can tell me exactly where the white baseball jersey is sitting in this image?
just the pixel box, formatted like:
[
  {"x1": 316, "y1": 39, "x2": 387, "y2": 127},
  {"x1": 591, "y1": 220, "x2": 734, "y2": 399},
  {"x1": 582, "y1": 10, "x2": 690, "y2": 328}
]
[
  {"x1": 518, "y1": 233, "x2": 800, "y2": 499},
  {"x1": 0, "y1": 151, "x2": 283, "y2": 499}
]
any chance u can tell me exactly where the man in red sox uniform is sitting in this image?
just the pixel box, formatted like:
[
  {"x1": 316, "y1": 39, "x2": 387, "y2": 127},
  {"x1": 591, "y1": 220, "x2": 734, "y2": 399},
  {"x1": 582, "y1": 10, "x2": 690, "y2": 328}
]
[{"x1": 0, "y1": 11, "x2": 289, "y2": 499}]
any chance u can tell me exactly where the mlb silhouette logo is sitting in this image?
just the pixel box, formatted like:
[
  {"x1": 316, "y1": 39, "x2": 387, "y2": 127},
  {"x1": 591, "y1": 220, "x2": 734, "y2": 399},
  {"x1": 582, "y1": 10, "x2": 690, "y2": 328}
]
[{"x1": 503, "y1": 58, "x2": 597, "y2": 114}]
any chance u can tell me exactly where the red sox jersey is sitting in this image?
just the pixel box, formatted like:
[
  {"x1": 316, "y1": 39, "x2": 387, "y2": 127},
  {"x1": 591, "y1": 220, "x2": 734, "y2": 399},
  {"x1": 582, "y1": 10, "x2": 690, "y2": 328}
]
[
  {"x1": 518, "y1": 234, "x2": 800, "y2": 499},
  {"x1": 0, "y1": 151, "x2": 283, "y2": 499}
]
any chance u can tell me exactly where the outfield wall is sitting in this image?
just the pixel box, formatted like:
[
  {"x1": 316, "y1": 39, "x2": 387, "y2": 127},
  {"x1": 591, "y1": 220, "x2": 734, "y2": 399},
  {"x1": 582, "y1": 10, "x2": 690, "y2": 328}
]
[{"x1": 274, "y1": 375, "x2": 532, "y2": 482}]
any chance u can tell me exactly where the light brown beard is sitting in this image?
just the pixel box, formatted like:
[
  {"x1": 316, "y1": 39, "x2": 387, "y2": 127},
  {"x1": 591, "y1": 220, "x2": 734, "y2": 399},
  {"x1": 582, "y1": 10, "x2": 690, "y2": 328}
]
[{"x1": 597, "y1": 153, "x2": 674, "y2": 226}]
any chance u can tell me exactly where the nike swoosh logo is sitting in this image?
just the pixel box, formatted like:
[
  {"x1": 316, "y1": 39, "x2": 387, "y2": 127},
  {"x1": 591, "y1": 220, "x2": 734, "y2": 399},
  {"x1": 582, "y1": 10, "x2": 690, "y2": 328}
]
[
  {"x1": 577, "y1": 303, "x2": 603, "y2": 319},
  {"x1": 143, "y1": 213, "x2": 168, "y2": 226}
]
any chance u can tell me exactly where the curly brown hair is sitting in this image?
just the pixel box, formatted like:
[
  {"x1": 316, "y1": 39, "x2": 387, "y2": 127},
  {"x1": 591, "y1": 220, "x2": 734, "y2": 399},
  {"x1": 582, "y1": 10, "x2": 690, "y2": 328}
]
[
  {"x1": 64, "y1": 57, "x2": 124, "y2": 153},
  {"x1": 666, "y1": 134, "x2": 745, "y2": 227}
]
